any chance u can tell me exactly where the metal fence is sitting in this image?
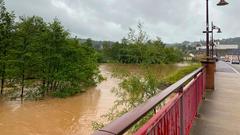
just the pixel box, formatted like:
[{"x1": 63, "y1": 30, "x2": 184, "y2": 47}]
[{"x1": 93, "y1": 67, "x2": 206, "y2": 135}]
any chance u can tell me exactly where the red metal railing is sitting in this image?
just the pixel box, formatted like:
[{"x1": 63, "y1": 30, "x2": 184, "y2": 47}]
[{"x1": 93, "y1": 67, "x2": 206, "y2": 135}]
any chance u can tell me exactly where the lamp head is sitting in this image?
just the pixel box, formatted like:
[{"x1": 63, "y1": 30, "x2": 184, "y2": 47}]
[
  {"x1": 217, "y1": 28, "x2": 222, "y2": 33},
  {"x1": 217, "y1": 0, "x2": 229, "y2": 6}
]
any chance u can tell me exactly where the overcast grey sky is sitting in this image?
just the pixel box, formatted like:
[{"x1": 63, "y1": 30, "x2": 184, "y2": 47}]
[{"x1": 4, "y1": 0, "x2": 240, "y2": 43}]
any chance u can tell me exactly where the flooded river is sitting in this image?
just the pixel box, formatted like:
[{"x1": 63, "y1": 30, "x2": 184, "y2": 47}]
[{"x1": 0, "y1": 64, "x2": 183, "y2": 135}]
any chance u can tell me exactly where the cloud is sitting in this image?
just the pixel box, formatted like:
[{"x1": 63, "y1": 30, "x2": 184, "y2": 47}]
[{"x1": 4, "y1": 0, "x2": 239, "y2": 43}]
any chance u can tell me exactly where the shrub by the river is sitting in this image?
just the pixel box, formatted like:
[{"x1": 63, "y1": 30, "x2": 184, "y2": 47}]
[{"x1": 93, "y1": 63, "x2": 201, "y2": 133}]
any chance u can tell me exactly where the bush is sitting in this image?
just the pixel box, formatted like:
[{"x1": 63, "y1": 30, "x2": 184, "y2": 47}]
[{"x1": 53, "y1": 87, "x2": 83, "y2": 98}]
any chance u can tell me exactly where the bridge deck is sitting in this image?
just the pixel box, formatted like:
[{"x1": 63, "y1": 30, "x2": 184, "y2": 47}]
[{"x1": 190, "y1": 61, "x2": 240, "y2": 135}]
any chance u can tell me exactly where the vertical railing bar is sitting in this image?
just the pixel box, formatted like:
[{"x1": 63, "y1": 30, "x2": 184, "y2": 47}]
[
  {"x1": 202, "y1": 69, "x2": 206, "y2": 100},
  {"x1": 179, "y1": 86, "x2": 184, "y2": 135},
  {"x1": 195, "y1": 73, "x2": 198, "y2": 116},
  {"x1": 198, "y1": 70, "x2": 203, "y2": 114},
  {"x1": 153, "y1": 108, "x2": 157, "y2": 114}
]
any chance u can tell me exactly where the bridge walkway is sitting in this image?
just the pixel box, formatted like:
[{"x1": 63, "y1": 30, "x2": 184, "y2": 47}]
[{"x1": 190, "y1": 61, "x2": 240, "y2": 135}]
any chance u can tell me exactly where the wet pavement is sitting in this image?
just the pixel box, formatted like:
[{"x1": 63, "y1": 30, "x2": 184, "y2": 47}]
[
  {"x1": 190, "y1": 61, "x2": 240, "y2": 135},
  {"x1": 229, "y1": 63, "x2": 240, "y2": 74}
]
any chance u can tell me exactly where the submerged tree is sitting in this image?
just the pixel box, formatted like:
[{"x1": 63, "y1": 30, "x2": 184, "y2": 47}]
[
  {"x1": 14, "y1": 16, "x2": 47, "y2": 97},
  {"x1": 0, "y1": 1, "x2": 15, "y2": 94},
  {"x1": 13, "y1": 17, "x2": 101, "y2": 98},
  {"x1": 0, "y1": 1, "x2": 101, "y2": 99}
]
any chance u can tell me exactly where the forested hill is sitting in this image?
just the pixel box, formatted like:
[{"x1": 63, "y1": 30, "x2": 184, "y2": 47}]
[
  {"x1": 218, "y1": 37, "x2": 240, "y2": 44},
  {"x1": 173, "y1": 37, "x2": 240, "y2": 47}
]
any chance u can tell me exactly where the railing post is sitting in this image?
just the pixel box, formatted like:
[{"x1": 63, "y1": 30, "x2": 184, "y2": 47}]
[
  {"x1": 202, "y1": 68, "x2": 207, "y2": 100},
  {"x1": 201, "y1": 59, "x2": 216, "y2": 90},
  {"x1": 195, "y1": 73, "x2": 201, "y2": 118},
  {"x1": 153, "y1": 108, "x2": 157, "y2": 114},
  {"x1": 179, "y1": 86, "x2": 185, "y2": 135}
]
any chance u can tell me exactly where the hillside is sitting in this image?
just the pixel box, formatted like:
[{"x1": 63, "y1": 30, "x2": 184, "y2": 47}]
[
  {"x1": 218, "y1": 37, "x2": 240, "y2": 44},
  {"x1": 177, "y1": 37, "x2": 240, "y2": 47}
]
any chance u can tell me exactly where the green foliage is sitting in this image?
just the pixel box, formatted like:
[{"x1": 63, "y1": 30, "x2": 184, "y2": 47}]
[
  {"x1": 91, "y1": 121, "x2": 105, "y2": 131},
  {"x1": 93, "y1": 70, "x2": 161, "y2": 133},
  {"x1": 98, "y1": 23, "x2": 183, "y2": 64},
  {"x1": 161, "y1": 63, "x2": 201, "y2": 86},
  {"x1": 94, "y1": 63, "x2": 200, "y2": 133},
  {"x1": 52, "y1": 87, "x2": 83, "y2": 98},
  {"x1": 0, "y1": 1, "x2": 100, "y2": 98},
  {"x1": 0, "y1": 1, "x2": 15, "y2": 94}
]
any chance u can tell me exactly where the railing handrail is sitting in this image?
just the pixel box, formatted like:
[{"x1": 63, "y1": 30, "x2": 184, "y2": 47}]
[{"x1": 93, "y1": 67, "x2": 204, "y2": 135}]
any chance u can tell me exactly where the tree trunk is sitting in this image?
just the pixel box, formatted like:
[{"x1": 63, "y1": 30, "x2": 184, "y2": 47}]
[
  {"x1": 1, "y1": 78, "x2": 4, "y2": 95},
  {"x1": 1, "y1": 47, "x2": 7, "y2": 95},
  {"x1": 50, "y1": 81, "x2": 54, "y2": 91},
  {"x1": 21, "y1": 71, "x2": 25, "y2": 98},
  {"x1": 52, "y1": 81, "x2": 58, "y2": 91},
  {"x1": 42, "y1": 79, "x2": 46, "y2": 96},
  {"x1": 42, "y1": 80, "x2": 46, "y2": 87},
  {"x1": 55, "y1": 81, "x2": 60, "y2": 90},
  {"x1": 1, "y1": 65, "x2": 6, "y2": 95},
  {"x1": 46, "y1": 80, "x2": 50, "y2": 94}
]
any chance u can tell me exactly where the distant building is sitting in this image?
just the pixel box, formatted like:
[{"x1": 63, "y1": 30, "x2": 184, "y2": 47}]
[
  {"x1": 196, "y1": 44, "x2": 239, "y2": 50},
  {"x1": 196, "y1": 44, "x2": 240, "y2": 56}
]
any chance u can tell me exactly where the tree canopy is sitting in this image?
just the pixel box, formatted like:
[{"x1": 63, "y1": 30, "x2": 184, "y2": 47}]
[
  {"x1": 98, "y1": 23, "x2": 183, "y2": 64},
  {"x1": 0, "y1": 1, "x2": 100, "y2": 98}
]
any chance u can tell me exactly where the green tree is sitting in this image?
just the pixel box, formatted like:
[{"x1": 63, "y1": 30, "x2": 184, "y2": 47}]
[
  {"x1": 99, "y1": 23, "x2": 183, "y2": 64},
  {"x1": 84, "y1": 38, "x2": 93, "y2": 47},
  {"x1": 0, "y1": 1, "x2": 15, "y2": 94},
  {"x1": 0, "y1": 2, "x2": 101, "y2": 99},
  {"x1": 15, "y1": 16, "x2": 46, "y2": 97}
]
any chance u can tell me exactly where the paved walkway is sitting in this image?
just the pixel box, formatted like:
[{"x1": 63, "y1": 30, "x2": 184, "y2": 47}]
[{"x1": 190, "y1": 61, "x2": 240, "y2": 135}]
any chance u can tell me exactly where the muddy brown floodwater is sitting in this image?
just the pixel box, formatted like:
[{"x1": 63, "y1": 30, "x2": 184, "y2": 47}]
[
  {"x1": 0, "y1": 65, "x2": 119, "y2": 135},
  {"x1": 0, "y1": 64, "x2": 183, "y2": 135}
]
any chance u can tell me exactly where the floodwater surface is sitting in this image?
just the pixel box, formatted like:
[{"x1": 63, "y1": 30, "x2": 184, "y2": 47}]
[{"x1": 0, "y1": 64, "x2": 183, "y2": 135}]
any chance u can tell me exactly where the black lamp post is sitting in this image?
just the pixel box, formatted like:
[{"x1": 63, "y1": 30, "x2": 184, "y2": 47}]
[
  {"x1": 205, "y1": 0, "x2": 228, "y2": 58},
  {"x1": 210, "y1": 22, "x2": 222, "y2": 57}
]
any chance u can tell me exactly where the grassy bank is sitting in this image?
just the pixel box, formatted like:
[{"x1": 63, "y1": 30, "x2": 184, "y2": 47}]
[{"x1": 159, "y1": 63, "x2": 201, "y2": 87}]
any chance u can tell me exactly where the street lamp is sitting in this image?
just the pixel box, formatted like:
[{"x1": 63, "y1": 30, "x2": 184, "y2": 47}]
[
  {"x1": 205, "y1": 0, "x2": 228, "y2": 58},
  {"x1": 210, "y1": 22, "x2": 222, "y2": 57},
  {"x1": 217, "y1": 28, "x2": 222, "y2": 33},
  {"x1": 217, "y1": 0, "x2": 229, "y2": 6}
]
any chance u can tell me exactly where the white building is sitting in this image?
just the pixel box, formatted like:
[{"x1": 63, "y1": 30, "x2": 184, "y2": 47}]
[
  {"x1": 196, "y1": 44, "x2": 239, "y2": 50},
  {"x1": 196, "y1": 44, "x2": 240, "y2": 56}
]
